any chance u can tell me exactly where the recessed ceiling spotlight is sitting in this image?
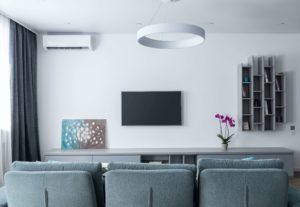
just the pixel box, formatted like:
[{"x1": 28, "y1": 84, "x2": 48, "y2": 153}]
[
  {"x1": 279, "y1": 22, "x2": 285, "y2": 25},
  {"x1": 65, "y1": 22, "x2": 71, "y2": 25}
]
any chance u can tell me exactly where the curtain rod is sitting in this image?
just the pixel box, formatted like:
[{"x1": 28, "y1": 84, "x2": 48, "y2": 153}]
[{"x1": 0, "y1": 11, "x2": 39, "y2": 35}]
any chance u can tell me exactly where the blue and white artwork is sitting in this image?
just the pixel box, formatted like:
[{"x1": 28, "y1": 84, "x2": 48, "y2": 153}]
[{"x1": 61, "y1": 119, "x2": 106, "y2": 150}]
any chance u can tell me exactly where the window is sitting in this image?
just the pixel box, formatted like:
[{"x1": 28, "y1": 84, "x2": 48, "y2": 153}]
[
  {"x1": 0, "y1": 14, "x2": 10, "y2": 130},
  {"x1": 0, "y1": 14, "x2": 11, "y2": 186}
]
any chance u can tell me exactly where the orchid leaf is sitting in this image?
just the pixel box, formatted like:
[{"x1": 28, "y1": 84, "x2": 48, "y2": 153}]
[{"x1": 217, "y1": 134, "x2": 225, "y2": 140}]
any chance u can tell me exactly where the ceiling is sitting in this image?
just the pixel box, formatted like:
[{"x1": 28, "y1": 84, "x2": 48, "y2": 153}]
[{"x1": 0, "y1": 0, "x2": 300, "y2": 34}]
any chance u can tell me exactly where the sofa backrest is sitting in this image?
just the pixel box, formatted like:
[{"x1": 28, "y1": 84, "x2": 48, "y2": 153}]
[
  {"x1": 197, "y1": 158, "x2": 283, "y2": 173},
  {"x1": 199, "y1": 169, "x2": 288, "y2": 207},
  {"x1": 11, "y1": 161, "x2": 103, "y2": 207},
  {"x1": 105, "y1": 169, "x2": 194, "y2": 207},
  {"x1": 5, "y1": 171, "x2": 97, "y2": 207},
  {"x1": 108, "y1": 162, "x2": 197, "y2": 176}
]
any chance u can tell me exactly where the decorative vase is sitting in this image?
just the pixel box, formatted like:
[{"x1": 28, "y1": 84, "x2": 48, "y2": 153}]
[{"x1": 222, "y1": 143, "x2": 228, "y2": 151}]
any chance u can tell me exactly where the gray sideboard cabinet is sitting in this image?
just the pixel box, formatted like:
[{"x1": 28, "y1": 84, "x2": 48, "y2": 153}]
[{"x1": 44, "y1": 147, "x2": 294, "y2": 176}]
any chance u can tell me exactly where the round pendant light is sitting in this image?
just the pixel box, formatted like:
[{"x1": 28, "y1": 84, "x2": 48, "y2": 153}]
[{"x1": 137, "y1": 23, "x2": 205, "y2": 49}]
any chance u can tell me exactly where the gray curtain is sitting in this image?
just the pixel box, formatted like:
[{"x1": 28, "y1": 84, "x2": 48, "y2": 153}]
[{"x1": 10, "y1": 21, "x2": 41, "y2": 161}]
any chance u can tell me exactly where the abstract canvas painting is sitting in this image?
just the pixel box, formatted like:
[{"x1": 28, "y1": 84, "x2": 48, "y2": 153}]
[{"x1": 61, "y1": 119, "x2": 106, "y2": 150}]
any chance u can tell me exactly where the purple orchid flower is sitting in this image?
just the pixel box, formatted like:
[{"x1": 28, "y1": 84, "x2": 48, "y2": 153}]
[{"x1": 215, "y1": 113, "x2": 235, "y2": 144}]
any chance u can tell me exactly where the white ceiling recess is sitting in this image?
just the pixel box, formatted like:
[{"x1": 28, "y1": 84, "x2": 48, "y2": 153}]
[{"x1": 0, "y1": 0, "x2": 300, "y2": 34}]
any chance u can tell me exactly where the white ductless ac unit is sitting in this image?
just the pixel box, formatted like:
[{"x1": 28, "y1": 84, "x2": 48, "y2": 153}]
[{"x1": 43, "y1": 35, "x2": 93, "y2": 50}]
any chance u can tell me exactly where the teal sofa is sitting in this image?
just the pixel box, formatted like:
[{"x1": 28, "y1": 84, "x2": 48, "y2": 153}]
[{"x1": 0, "y1": 159, "x2": 299, "y2": 207}]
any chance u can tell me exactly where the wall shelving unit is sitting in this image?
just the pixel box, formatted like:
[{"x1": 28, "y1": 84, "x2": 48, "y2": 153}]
[{"x1": 238, "y1": 56, "x2": 286, "y2": 131}]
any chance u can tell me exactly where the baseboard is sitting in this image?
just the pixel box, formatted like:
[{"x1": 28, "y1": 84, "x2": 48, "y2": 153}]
[
  {"x1": 295, "y1": 168, "x2": 300, "y2": 172},
  {"x1": 294, "y1": 168, "x2": 300, "y2": 177}
]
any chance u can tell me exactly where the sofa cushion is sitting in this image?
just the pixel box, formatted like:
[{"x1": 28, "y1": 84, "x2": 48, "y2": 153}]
[
  {"x1": 200, "y1": 169, "x2": 288, "y2": 207},
  {"x1": 11, "y1": 161, "x2": 103, "y2": 207},
  {"x1": 5, "y1": 171, "x2": 97, "y2": 207},
  {"x1": 108, "y1": 162, "x2": 197, "y2": 206},
  {"x1": 105, "y1": 169, "x2": 194, "y2": 207},
  {"x1": 197, "y1": 158, "x2": 283, "y2": 173}
]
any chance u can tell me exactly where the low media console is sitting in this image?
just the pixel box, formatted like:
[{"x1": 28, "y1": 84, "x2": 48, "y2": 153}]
[{"x1": 44, "y1": 147, "x2": 294, "y2": 176}]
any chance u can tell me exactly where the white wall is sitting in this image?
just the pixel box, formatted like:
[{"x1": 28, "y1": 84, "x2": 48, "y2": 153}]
[{"x1": 37, "y1": 34, "x2": 300, "y2": 168}]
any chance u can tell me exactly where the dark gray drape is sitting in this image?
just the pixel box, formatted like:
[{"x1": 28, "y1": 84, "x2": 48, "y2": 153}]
[{"x1": 10, "y1": 21, "x2": 41, "y2": 161}]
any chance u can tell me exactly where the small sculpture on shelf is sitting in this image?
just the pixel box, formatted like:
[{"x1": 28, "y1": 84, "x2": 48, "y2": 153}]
[{"x1": 215, "y1": 114, "x2": 235, "y2": 150}]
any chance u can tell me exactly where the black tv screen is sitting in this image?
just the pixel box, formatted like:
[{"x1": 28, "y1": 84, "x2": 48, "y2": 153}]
[{"x1": 122, "y1": 91, "x2": 182, "y2": 126}]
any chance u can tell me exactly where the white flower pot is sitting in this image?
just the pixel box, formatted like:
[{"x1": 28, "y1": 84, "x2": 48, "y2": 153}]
[{"x1": 222, "y1": 143, "x2": 228, "y2": 151}]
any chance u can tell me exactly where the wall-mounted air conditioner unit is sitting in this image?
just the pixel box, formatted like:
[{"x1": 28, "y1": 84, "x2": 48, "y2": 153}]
[{"x1": 43, "y1": 35, "x2": 93, "y2": 50}]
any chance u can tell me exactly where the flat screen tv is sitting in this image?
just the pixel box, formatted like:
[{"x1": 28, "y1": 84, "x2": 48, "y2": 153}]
[{"x1": 122, "y1": 91, "x2": 182, "y2": 126}]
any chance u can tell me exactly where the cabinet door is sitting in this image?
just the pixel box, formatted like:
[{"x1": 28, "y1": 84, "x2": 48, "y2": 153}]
[
  {"x1": 92, "y1": 155, "x2": 141, "y2": 163},
  {"x1": 197, "y1": 154, "x2": 246, "y2": 160},
  {"x1": 44, "y1": 155, "x2": 93, "y2": 162}
]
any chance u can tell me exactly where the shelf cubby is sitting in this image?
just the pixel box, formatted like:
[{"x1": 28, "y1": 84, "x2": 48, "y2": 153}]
[
  {"x1": 141, "y1": 155, "x2": 170, "y2": 164},
  {"x1": 140, "y1": 155, "x2": 197, "y2": 164},
  {"x1": 275, "y1": 74, "x2": 286, "y2": 123},
  {"x1": 239, "y1": 64, "x2": 253, "y2": 131}
]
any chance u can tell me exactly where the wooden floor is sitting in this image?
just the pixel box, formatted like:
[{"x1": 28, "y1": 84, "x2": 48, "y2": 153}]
[{"x1": 290, "y1": 172, "x2": 300, "y2": 189}]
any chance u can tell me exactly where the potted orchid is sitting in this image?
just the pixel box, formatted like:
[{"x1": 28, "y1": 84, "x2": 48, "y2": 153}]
[{"x1": 215, "y1": 114, "x2": 235, "y2": 150}]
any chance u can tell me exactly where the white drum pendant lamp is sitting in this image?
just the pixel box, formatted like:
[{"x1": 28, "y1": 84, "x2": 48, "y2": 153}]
[
  {"x1": 137, "y1": 23, "x2": 205, "y2": 49},
  {"x1": 137, "y1": 0, "x2": 206, "y2": 49}
]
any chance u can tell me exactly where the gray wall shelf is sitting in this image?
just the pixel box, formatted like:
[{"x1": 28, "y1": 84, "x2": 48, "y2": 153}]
[{"x1": 238, "y1": 56, "x2": 286, "y2": 131}]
